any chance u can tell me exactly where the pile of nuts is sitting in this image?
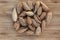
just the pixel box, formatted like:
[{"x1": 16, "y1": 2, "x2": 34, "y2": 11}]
[{"x1": 12, "y1": 1, "x2": 52, "y2": 35}]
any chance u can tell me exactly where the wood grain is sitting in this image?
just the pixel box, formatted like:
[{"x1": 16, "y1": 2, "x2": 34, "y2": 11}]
[{"x1": 0, "y1": 0, "x2": 60, "y2": 40}]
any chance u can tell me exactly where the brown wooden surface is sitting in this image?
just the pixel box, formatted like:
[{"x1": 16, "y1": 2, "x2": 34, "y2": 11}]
[{"x1": 0, "y1": 0, "x2": 60, "y2": 40}]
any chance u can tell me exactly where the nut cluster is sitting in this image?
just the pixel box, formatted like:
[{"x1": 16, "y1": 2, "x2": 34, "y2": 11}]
[{"x1": 12, "y1": 1, "x2": 52, "y2": 35}]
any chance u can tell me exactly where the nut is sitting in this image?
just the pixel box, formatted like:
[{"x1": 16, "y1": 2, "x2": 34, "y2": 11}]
[
  {"x1": 25, "y1": 11, "x2": 34, "y2": 16},
  {"x1": 12, "y1": 8, "x2": 17, "y2": 22}
]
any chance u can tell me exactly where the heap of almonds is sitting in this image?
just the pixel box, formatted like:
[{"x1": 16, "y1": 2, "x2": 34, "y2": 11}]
[{"x1": 12, "y1": 1, "x2": 52, "y2": 35}]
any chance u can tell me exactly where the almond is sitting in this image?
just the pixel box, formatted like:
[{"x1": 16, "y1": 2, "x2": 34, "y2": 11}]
[
  {"x1": 34, "y1": 15, "x2": 41, "y2": 23},
  {"x1": 41, "y1": 1, "x2": 49, "y2": 12},
  {"x1": 34, "y1": 1, "x2": 40, "y2": 13},
  {"x1": 32, "y1": 0, "x2": 36, "y2": 6},
  {"x1": 32, "y1": 19, "x2": 40, "y2": 27},
  {"x1": 35, "y1": 27, "x2": 41, "y2": 35},
  {"x1": 19, "y1": 11, "x2": 26, "y2": 17},
  {"x1": 37, "y1": 6, "x2": 42, "y2": 16},
  {"x1": 26, "y1": 1, "x2": 33, "y2": 9},
  {"x1": 16, "y1": 2, "x2": 22, "y2": 14},
  {"x1": 27, "y1": 17, "x2": 32, "y2": 25},
  {"x1": 46, "y1": 11, "x2": 52, "y2": 24},
  {"x1": 19, "y1": 17, "x2": 27, "y2": 26},
  {"x1": 13, "y1": 21, "x2": 20, "y2": 30},
  {"x1": 22, "y1": 2, "x2": 31, "y2": 10},
  {"x1": 42, "y1": 20, "x2": 46, "y2": 32},
  {"x1": 12, "y1": 8, "x2": 17, "y2": 22},
  {"x1": 36, "y1": 15, "x2": 41, "y2": 21},
  {"x1": 28, "y1": 25, "x2": 35, "y2": 31},
  {"x1": 18, "y1": 28, "x2": 28, "y2": 33},
  {"x1": 25, "y1": 11, "x2": 34, "y2": 16},
  {"x1": 25, "y1": 30, "x2": 34, "y2": 35},
  {"x1": 40, "y1": 12, "x2": 46, "y2": 20}
]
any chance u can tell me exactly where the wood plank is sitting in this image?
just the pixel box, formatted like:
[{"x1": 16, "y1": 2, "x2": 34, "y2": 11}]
[
  {"x1": 48, "y1": 14, "x2": 60, "y2": 26},
  {"x1": 0, "y1": 0, "x2": 60, "y2": 3},
  {"x1": 40, "y1": 0, "x2": 60, "y2": 3}
]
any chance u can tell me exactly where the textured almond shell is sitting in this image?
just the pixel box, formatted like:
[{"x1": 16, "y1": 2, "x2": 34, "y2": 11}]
[
  {"x1": 32, "y1": 19, "x2": 40, "y2": 27},
  {"x1": 34, "y1": 15, "x2": 41, "y2": 23}
]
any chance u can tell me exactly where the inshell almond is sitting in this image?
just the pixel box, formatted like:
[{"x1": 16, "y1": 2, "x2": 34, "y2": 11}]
[
  {"x1": 46, "y1": 11, "x2": 52, "y2": 24},
  {"x1": 41, "y1": 1, "x2": 49, "y2": 12},
  {"x1": 40, "y1": 12, "x2": 46, "y2": 20},
  {"x1": 19, "y1": 17, "x2": 27, "y2": 26},
  {"x1": 34, "y1": 15, "x2": 41, "y2": 23},
  {"x1": 26, "y1": 30, "x2": 34, "y2": 35},
  {"x1": 12, "y1": 8, "x2": 17, "y2": 22},
  {"x1": 25, "y1": 11, "x2": 34, "y2": 16},
  {"x1": 27, "y1": 17, "x2": 32, "y2": 25},
  {"x1": 16, "y1": 2, "x2": 22, "y2": 14},
  {"x1": 14, "y1": 21, "x2": 20, "y2": 30},
  {"x1": 26, "y1": 1, "x2": 33, "y2": 9},
  {"x1": 32, "y1": 0, "x2": 36, "y2": 6},
  {"x1": 32, "y1": 19, "x2": 40, "y2": 27},
  {"x1": 22, "y1": 2, "x2": 31, "y2": 10},
  {"x1": 37, "y1": 6, "x2": 42, "y2": 16},
  {"x1": 19, "y1": 11, "x2": 26, "y2": 17},
  {"x1": 42, "y1": 20, "x2": 46, "y2": 32},
  {"x1": 18, "y1": 28, "x2": 28, "y2": 33},
  {"x1": 28, "y1": 25, "x2": 35, "y2": 31},
  {"x1": 34, "y1": 1, "x2": 40, "y2": 13},
  {"x1": 36, "y1": 15, "x2": 41, "y2": 21},
  {"x1": 35, "y1": 27, "x2": 41, "y2": 35}
]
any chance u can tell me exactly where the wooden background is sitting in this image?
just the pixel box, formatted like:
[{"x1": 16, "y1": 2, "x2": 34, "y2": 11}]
[{"x1": 0, "y1": 0, "x2": 60, "y2": 40}]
